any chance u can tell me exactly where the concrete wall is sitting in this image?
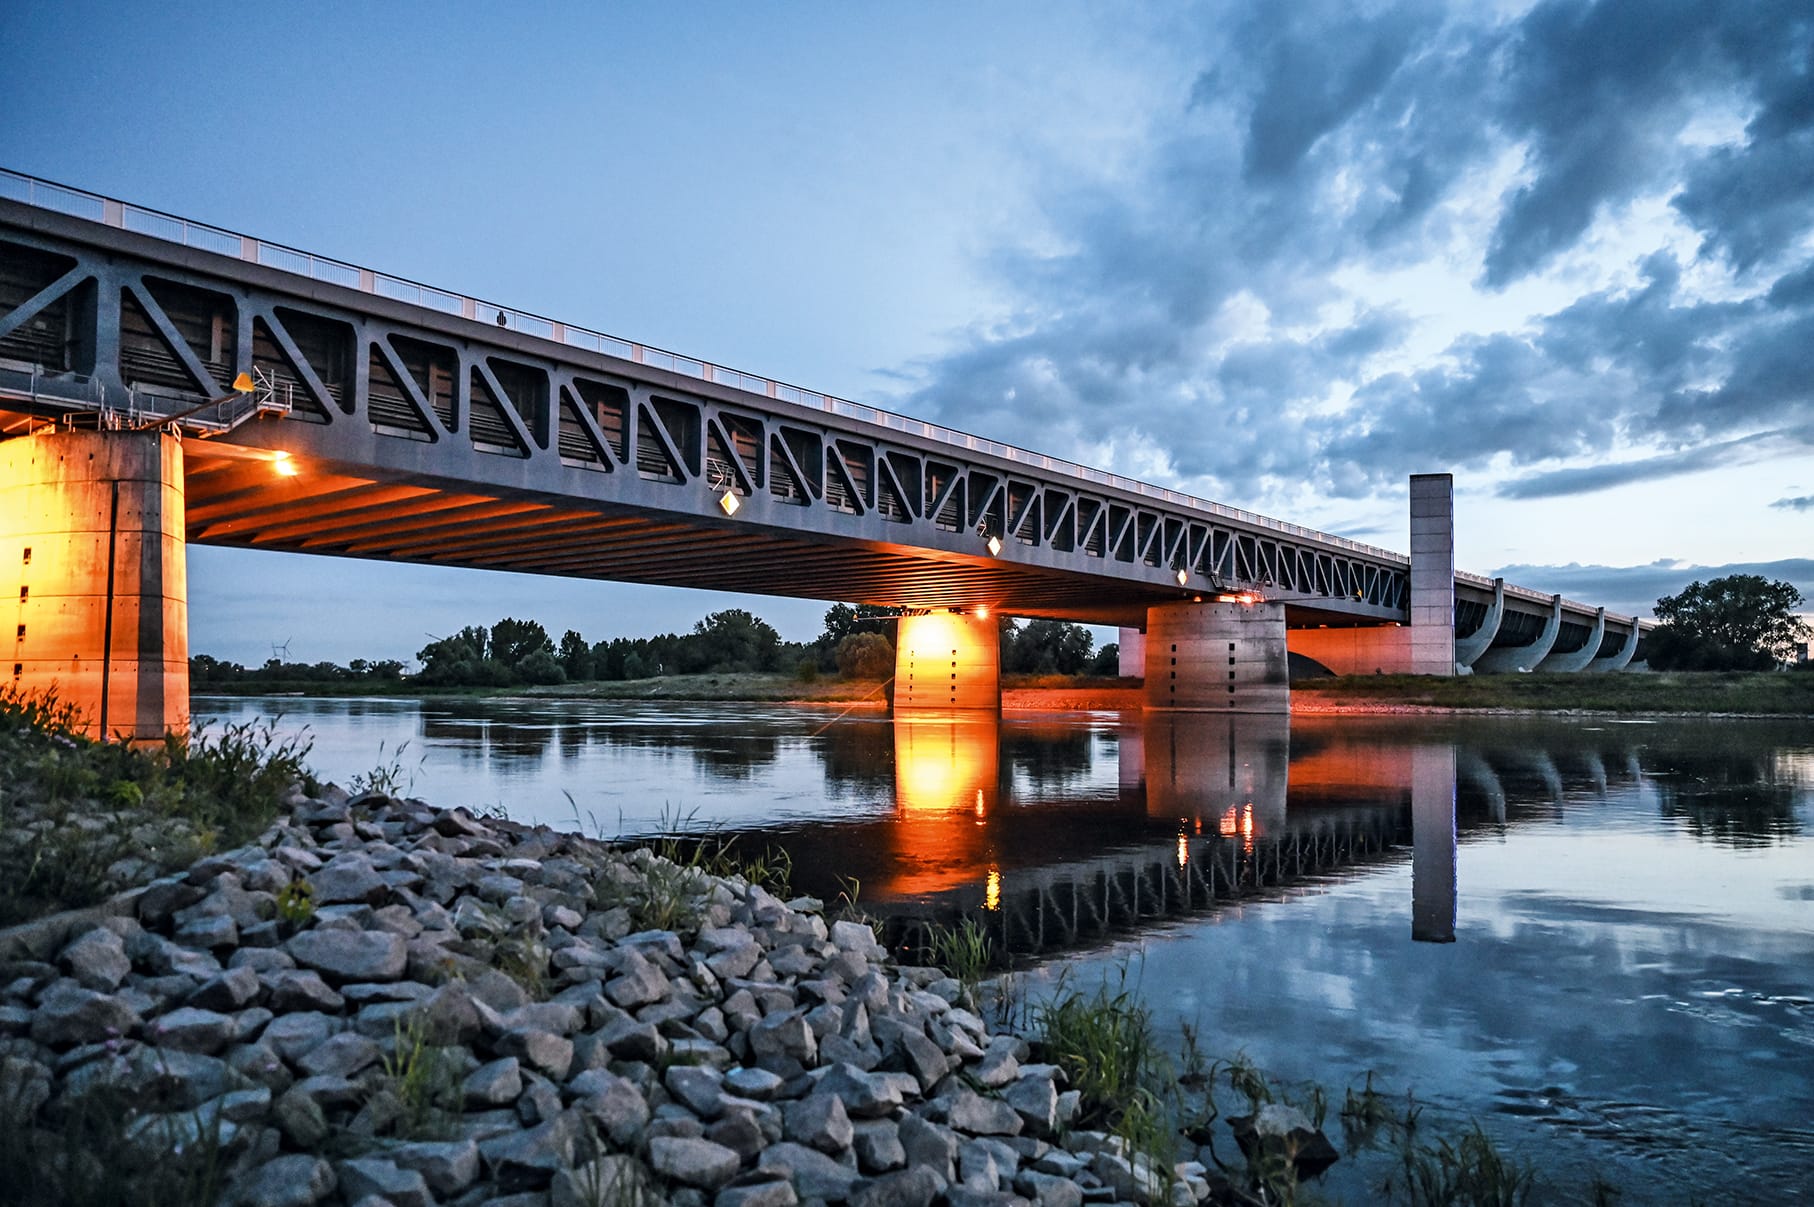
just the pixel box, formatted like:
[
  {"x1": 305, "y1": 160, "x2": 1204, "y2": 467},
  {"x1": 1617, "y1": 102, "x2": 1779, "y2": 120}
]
[
  {"x1": 1145, "y1": 599, "x2": 1288, "y2": 713},
  {"x1": 1117, "y1": 626, "x2": 1145, "y2": 678},
  {"x1": 2, "y1": 430, "x2": 188, "y2": 740},
  {"x1": 1287, "y1": 626, "x2": 1415, "y2": 676}
]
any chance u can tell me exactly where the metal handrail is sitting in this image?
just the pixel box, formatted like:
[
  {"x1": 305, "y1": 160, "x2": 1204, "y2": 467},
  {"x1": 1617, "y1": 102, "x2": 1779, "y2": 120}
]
[{"x1": 0, "y1": 166, "x2": 1416, "y2": 564}]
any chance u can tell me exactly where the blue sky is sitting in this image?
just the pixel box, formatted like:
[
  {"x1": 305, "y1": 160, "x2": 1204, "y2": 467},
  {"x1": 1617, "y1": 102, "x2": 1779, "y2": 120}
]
[{"x1": 4, "y1": 1, "x2": 1809, "y2": 665}]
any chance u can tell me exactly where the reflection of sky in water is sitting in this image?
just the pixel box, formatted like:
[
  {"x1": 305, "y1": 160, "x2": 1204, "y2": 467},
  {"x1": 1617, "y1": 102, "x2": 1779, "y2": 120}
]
[{"x1": 194, "y1": 697, "x2": 1814, "y2": 1199}]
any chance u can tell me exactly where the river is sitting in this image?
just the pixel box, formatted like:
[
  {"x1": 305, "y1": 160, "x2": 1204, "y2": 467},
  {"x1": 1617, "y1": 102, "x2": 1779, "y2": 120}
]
[{"x1": 194, "y1": 694, "x2": 1814, "y2": 1202}]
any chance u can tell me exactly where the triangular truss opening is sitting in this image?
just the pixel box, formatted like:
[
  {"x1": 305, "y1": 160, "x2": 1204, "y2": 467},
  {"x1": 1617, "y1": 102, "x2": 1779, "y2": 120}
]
[
  {"x1": 0, "y1": 241, "x2": 80, "y2": 371},
  {"x1": 768, "y1": 432, "x2": 811, "y2": 505},
  {"x1": 143, "y1": 276, "x2": 236, "y2": 393},
  {"x1": 391, "y1": 334, "x2": 457, "y2": 430},
  {"x1": 558, "y1": 385, "x2": 611, "y2": 469},
  {"x1": 120, "y1": 289, "x2": 210, "y2": 396},
  {"x1": 368, "y1": 344, "x2": 434, "y2": 440},
  {"x1": 469, "y1": 368, "x2": 528, "y2": 456},
  {"x1": 251, "y1": 316, "x2": 331, "y2": 423}
]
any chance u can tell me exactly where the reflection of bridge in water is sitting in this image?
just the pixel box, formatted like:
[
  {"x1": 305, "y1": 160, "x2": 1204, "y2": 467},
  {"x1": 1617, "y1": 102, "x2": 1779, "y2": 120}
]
[
  {"x1": 290, "y1": 699, "x2": 1796, "y2": 959},
  {"x1": 889, "y1": 798, "x2": 1408, "y2": 960},
  {"x1": 864, "y1": 712, "x2": 1664, "y2": 962}
]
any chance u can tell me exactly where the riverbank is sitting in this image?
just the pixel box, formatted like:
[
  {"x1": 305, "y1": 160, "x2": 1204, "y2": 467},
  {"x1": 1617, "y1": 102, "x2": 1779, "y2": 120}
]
[{"x1": 1293, "y1": 669, "x2": 1814, "y2": 716}]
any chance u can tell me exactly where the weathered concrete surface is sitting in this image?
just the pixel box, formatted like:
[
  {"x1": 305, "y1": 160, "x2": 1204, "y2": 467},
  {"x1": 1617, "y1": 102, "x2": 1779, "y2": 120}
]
[{"x1": 1, "y1": 429, "x2": 186, "y2": 739}]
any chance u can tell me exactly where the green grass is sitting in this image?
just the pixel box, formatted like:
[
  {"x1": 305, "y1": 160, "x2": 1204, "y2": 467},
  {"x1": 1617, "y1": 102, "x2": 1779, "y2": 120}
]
[
  {"x1": 1031, "y1": 974, "x2": 1171, "y2": 1154},
  {"x1": 379, "y1": 1016, "x2": 462, "y2": 1140},
  {"x1": 0, "y1": 1077, "x2": 230, "y2": 1206},
  {"x1": 0, "y1": 687, "x2": 310, "y2": 925},
  {"x1": 1296, "y1": 670, "x2": 1814, "y2": 715},
  {"x1": 925, "y1": 917, "x2": 994, "y2": 1006}
]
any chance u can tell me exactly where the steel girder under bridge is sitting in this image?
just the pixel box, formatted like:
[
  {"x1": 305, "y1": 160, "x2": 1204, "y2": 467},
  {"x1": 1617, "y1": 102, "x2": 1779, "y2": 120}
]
[{"x1": 0, "y1": 182, "x2": 1408, "y2": 629}]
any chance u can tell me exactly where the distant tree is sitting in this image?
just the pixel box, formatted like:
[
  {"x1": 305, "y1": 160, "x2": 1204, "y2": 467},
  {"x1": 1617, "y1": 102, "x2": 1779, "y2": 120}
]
[
  {"x1": 188, "y1": 654, "x2": 245, "y2": 685},
  {"x1": 1651, "y1": 576, "x2": 1811, "y2": 670},
  {"x1": 1088, "y1": 642, "x2": 1121, "y2": 676},
  {"x1": 835, "y1": 632, "x2": 895, "y2": 679},
  {"x1": 1005, "y1": 619, "x2": 1095, "y2": 675},
  {"x1": 490, "y1": 617, "x2": 554, "y2": 669},
  {"x1": 518, "y1": 650, "x2": 567, "y2": 685},
  {"x1": 417, "y1": 625, "x2": 501, "y2": 685},
  {"x1": 816, "y1": 604, "x2": 900, "y2": 670},
  {"x1": 686, "y1": 609, "x2": 782, "y2": 673},
  {"x1": 620, "y1": 650, "x2": 650, "y2": 680},
  {"x1": 558, "y1": 629, "x2": 594, "y2": 681}
]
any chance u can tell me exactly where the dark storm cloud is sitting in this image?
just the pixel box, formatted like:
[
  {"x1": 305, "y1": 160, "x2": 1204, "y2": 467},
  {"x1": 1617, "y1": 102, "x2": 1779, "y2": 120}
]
[
  {"x1": 903, "y1": 0, "x2": 1814, "y2": 505},
  {"x1": 1490, "y1": 558, "x2": 1814, "y2": 618}
]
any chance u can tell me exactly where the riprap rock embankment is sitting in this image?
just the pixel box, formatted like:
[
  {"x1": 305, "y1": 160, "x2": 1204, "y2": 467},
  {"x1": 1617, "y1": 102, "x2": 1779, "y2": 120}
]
[{"x1": 0, "y1": 785, "x2": 1211, "y2": 1207}]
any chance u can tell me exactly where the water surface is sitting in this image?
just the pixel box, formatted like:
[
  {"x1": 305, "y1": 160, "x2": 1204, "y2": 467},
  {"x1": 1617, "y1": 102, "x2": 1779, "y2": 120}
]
[{"x1": 196, "y1": 695, "x2": 1814, "y2": 1201}]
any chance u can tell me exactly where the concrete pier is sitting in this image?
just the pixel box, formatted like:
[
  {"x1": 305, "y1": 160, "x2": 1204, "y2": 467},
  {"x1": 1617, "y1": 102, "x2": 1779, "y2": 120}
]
[
  {"x1": 1145, "y1": 598, "x2": 1288, "y2": 713},
  {"x1": 1408, "y1": 473, "x2": 1456, "y2": 676},
  {"x1": 2, "y1": 430, "x2": 188, "y2": 740},
  {"x1": 893, "y1": 611, "x2": 1001, "y2": 712}
]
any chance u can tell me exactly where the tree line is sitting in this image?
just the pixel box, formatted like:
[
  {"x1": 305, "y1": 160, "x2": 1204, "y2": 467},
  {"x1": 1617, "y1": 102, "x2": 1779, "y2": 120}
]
[
  {"x1": 192, "y1": 603, "x2": 1123, "y2": 689},
  {"x1": 187, "y1": 575, "x2": 1811, "y2": 686}
]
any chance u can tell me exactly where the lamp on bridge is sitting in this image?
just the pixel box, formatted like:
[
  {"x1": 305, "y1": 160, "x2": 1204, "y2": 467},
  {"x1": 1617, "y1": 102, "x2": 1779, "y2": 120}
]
[{"x1": 718, "y1": 489, "x2": 740, "y2": 517}]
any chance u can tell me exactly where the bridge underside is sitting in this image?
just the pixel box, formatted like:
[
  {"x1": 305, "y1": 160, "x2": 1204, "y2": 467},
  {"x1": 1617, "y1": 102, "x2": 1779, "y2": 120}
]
[{"x1": 173, "y1": 439, "x2": 1375, "y2": 629}]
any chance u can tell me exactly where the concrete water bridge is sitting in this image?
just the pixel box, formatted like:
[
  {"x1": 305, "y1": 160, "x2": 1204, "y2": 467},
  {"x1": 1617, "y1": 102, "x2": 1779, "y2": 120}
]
[{"x1": 0, "y1": 170, "x2": 1646, "y2": 737}]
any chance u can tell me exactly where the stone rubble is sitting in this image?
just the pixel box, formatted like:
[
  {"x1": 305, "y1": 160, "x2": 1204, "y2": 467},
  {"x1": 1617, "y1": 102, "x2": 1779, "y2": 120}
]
[{"x1": 0, "y1": 784, "x2": 1222, "y2": 1207}]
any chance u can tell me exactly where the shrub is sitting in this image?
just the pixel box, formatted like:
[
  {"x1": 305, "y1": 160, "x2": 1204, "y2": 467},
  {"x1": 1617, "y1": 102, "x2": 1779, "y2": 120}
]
[{"x1": 835, "y1": 632, "x2": 894, "y2": 680}]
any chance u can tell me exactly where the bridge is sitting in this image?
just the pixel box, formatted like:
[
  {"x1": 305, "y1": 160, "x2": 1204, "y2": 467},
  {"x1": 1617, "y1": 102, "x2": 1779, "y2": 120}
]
[{"x1": 0, "y1": 170, "x2": 1646, "y2": 738}]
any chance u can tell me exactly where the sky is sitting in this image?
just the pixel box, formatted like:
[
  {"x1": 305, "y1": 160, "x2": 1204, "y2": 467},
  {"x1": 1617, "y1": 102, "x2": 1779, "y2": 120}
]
[{"x1": 3, "y1": 0, "x2": 1809, "y2": 666}]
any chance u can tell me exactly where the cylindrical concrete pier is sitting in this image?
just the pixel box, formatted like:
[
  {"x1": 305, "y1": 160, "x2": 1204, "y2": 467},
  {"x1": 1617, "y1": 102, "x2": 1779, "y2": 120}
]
[
  {"x1": 1144, "y1": 598, "x2": 1288, "y2": 713},
  {"x1": 2, "y1": 429, "x2": 188, "y2": 740},
  {"x1": 894, "y1": 611, "x2": 1001, "y2": 712}
]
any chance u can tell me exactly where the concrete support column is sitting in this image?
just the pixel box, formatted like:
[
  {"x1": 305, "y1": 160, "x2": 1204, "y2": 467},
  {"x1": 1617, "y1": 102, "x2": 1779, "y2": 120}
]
[
  {"x1": 1117, "y1": 626, "x2": 1145, "y2": 678},
  {"x1": 1409, "y1": 473, "x2": 1455, "y2": 676},
  {"x1": 1587, "y1": 621, "x2": 1640, "y2": 673},
  {"x1": 2, "y1": 430, "x2": 188, "y2": 740},
  {"x1": 1144, "y1": 599, "x2": 1288, "y2": 713},
  {"x1": 1454, "y1": 577, "x2": 1505, "y2": 672},
  {"x1": 1474, "y1": 595, "x2": 1562, "y2": 674},
  {"x1": 894, "y1": 611, "x2": 1000, "y2": 712},
  {"x1": 1286, "y1": 626, "x2": 1412, "y2": 676},
  {"x1": 1537, "y1": 607, "x2": 1605, "y2": 673}
]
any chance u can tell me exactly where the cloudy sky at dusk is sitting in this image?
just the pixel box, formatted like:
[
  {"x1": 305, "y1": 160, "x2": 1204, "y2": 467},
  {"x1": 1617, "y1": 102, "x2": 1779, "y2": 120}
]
[{"x1": 4, "y1": 0, "x2": 1809, "y2": 665}]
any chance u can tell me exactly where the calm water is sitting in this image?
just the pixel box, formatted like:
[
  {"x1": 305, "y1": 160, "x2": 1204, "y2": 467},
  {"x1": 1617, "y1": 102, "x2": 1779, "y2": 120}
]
[{"x1": 196, "y1": 695, "x2": 1814, "y2": 1202}]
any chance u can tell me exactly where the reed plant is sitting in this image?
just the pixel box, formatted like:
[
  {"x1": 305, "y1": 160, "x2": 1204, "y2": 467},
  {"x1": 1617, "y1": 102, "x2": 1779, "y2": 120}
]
[{"x1": 1031, "y1": 971, "x2": 1171, "y2": 1158}]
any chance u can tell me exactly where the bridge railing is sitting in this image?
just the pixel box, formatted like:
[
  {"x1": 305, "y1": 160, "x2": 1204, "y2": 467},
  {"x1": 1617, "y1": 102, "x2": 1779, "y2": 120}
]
[{"x1": 2, "y1": 167, "x2": 1414, "y2": 564}]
